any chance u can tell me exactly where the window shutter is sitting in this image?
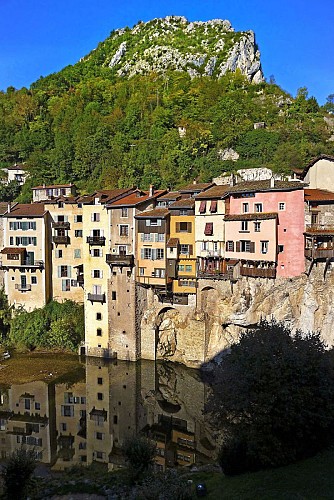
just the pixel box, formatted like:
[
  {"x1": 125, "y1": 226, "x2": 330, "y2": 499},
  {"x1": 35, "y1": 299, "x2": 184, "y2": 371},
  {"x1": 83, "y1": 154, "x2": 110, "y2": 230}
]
[
  {"x1": 188, "y1": 245, "x2": 193, "y2": 256},
  {"x1": 250, "y1": 242, "x2": 255, "y2": 253},
  {"x1": 64, "y1": 215, "x2": 68, "y2": 222},
  {"x1": 152, "y1": 249, "x2": 157, "y2": 260},
  {"x1": 141, "y1": 249, "x2": 144, "y2": 259},
  {"x1": 62, "y1": 280, "x2": 67, "y2": 291},
  {"x1": 176, "y1": 222, "x2": 180, "y2": 233},
  {"x1": 187, "y1": 222, "x2": 192, "y2": 233},
  {"x1": 155, "y1": 233, "x2": 159, "y2": 242},
  {"x1": 210, "y1": 200, "x2": 217, "y2": 213},
  {"x1": 199, "y1": 201, "x2": 206, "y2": 213},
  {"x1": 58, "y1": 266, "x2": 61, "y2": 278},
  {"x1": 145, "y1": 220, "x2": 150, "y2": 226},
  {"x1": 226, "y1": 241, "x2": 229, "y2": 251},
  {"x1": 140, "y1": 233, "x2": 144, "y2": 241},
  {"x1": 68, "y1": 266, "x2": 71, "y2": 278},
  {"x1": 236, "y1": 241, "x2": 240, "y2": 252},
  {"x1": 100, "y1": 270, "x2": 103, "y2": 278}
]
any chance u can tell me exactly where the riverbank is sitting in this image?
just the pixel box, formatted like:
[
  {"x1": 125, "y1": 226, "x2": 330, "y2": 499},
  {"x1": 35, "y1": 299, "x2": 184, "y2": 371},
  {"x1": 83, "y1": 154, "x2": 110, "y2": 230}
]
[{"x1": 0, "y1": 350, "x2": 84, "y2": 385}]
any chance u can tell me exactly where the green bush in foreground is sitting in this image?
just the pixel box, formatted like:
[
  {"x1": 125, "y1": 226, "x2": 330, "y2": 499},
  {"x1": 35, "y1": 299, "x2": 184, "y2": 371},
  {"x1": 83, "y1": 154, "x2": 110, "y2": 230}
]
[
  {"x1": 1, "y1": 448, "x2": 36, "y2": 499},
  {"x1": 124, "y1": 435, "x2": 156, "y2": 482},
  {"x1": 206, "y1": 320, "x2": 334, "y2": 475}
]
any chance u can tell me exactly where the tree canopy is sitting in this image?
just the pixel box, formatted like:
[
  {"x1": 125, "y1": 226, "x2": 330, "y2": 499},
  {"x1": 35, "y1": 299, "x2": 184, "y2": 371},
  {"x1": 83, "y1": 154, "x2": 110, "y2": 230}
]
[{"x1": 206, "y1": 320, "x2": 334, "y2": 475}]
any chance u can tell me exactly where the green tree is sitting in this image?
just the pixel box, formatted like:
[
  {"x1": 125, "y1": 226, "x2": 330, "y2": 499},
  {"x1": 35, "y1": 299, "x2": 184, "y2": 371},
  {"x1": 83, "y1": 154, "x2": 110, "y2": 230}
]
[
  {"x1": 1, "y1": 448, "x2": 36, "y2": 500},
  {"x1": 206, "y1": 320, "x2": 334, "y2": 475}
]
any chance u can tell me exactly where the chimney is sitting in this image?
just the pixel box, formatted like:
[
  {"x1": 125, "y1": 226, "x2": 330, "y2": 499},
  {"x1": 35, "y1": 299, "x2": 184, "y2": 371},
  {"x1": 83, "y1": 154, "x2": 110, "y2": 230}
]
[
  {"x1": 270, "y1": 176, "x2": 275, "y2": 188},
  {"x1": 229, "y1": 174, "x2": 236, "y2": 187},
  {"x1": 149, "y1": 184, "x2": 154, "y2": 197},
  {"x1": 193, "y1": 179, "x2": 197, "y2": 185},
  {"x1": 7, "y1": 203, "x2": 10, "y2": 213}
]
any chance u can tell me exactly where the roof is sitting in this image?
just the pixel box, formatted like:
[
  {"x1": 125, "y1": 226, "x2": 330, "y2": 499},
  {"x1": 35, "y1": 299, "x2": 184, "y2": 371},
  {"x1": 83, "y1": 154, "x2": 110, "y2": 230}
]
[
  {"x1": 44, "y1": 196, "x2": 81, "y2": 205},
  {"x1": 32, "y1": 183, "x2": 75, "y2": 190},
  {"x1": 227, "y1": 180, "x2": 305, "y2": 195},
  {"x1": 224, "y1": 212, "x2": 278, "y2": 221},
  {"x1": 304, "y1": 189, "x2": 334, "y2": 202},
  {"x1": 107, "y1": 189, "x2": 166, "y2": 207},
  {"x1": 168, "y1": 198, "x2": 195, "y2": 209},
  {"x1": 5, "y1": 164, "x2": 27, "y2": 171},
  {"x1": 0, "y1": 202, "x2": 8, "y2": 215},
  {"x1": 79, "y1": 188, "x2": 134, "y2": 205},
  {"x1": 179, "y1": 182, "x2": 214, "y2": 193},
  {"x1": 157, "y1": 191, "x2": 181, "y2": 201},
  {"x1": 299, "y1": 154, "x2": 334, "y2": 179},
  {"x1": 195, "y1": 185, "x2": 229, "y2": 199},
  {"x1": 4, "y1": 203, "x2": 46, "y2": 218},
  {"x1": 1, "y1": 247, "x2": 25, "y2": 255},
  {"x1": 135, "y1": 208, "x2": 169, "y2": 219},
  {"x1": 167, "y1": 238, "x2": 179, "y2": 247}
]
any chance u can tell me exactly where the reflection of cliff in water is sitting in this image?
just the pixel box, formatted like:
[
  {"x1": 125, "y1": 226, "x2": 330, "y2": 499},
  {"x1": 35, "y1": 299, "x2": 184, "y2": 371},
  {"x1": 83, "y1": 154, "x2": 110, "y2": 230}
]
[{"x1": 0, "y1": 359, "x2": 217, "y2": 470}]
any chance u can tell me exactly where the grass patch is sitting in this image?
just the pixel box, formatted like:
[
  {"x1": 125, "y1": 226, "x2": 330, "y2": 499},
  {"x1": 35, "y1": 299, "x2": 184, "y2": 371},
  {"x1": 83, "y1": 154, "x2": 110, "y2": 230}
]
[{"x1": 0, "y1": 351, "x2": 84, "y2": 385}]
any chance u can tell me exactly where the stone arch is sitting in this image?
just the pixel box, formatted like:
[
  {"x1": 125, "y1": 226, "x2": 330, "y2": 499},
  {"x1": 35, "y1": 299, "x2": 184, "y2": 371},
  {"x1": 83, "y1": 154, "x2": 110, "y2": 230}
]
[
  {"x1": 155, "y1": 307, "x2": 180, "y2": 360},
  {"x1": 199, "y1": 285, "x2": 220, "y2": 313}
]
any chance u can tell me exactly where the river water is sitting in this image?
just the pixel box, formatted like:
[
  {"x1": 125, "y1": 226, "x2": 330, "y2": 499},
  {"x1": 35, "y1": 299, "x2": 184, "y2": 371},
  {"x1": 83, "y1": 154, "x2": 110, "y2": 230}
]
[{"x1": 0, "y1": 358, "x2": 217, "y2": 471}]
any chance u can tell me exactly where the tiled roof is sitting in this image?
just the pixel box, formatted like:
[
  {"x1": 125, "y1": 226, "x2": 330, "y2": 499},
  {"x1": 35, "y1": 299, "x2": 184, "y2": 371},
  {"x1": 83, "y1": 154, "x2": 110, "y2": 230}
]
[
  {"x1": 79, "y1": 188, "x2": 134, "y2": 204},
  {"x1": 135, "y1": 208, "x2": 169, "y2": 218},
  {"x1": 1, "y1": 247, "x2": 25, "y2": 254},
  {"x1": 108, "y1": 190, "x2": 166, "y2": 207},
  {"x1": 4, "y1": 203, "x2": 46, "y2": 217},
  {"x1": 224, "y1": 212, "x2": 278, "y2": 221},
  {"x1": 167, "y1": 238, "x2": 179, "y2": 247},
  {"x1": 195, "y1": 185, "x2": 229, "y2": 199},
  {"x1": 179, "y1": 182, "x2": 214, "y2": 193},
  {"x1": 32, "y1": 184, "x2": 75, "y2": 190},
  {"x1": 157, "y1": 191, "x2": 181, "y2": 201},
  {"x1": 168, "y1": 198, "x2": 195, "y2": 209},
  {"x1": 228, "y1": 180, "x2": 305, "y2": 194},
  {"x1": 304, "y1": 189, "x2": 334, "y2": 202}
]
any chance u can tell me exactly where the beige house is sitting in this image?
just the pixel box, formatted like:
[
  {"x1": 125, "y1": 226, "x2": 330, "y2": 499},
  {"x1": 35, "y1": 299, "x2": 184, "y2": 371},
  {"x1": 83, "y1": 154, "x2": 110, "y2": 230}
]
[
  {"x1": 295, "y1": 154, "x2": 334, "y2": 190},
  {"x1": 1, "y1": 203, "x2": 52, "y2": 310},
  {"x1": 1, "y1": 163, "x2": 28, "y2": 185},
  {"x1": 32, "y1": 184, "x2": 77, "y2": 202},
  {"x1": 46, "y1": 197, "x2": 84, "y2": 303}
]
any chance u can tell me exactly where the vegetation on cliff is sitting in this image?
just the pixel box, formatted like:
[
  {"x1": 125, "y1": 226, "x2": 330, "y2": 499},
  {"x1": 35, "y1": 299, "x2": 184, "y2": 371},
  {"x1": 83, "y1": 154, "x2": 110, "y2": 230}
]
[
  {"x1": 0, "y1": 19, "x2": 332, "y2": 200},
  {"x1": 206, "y1": 320, "x2": 334, "y2": 475}
]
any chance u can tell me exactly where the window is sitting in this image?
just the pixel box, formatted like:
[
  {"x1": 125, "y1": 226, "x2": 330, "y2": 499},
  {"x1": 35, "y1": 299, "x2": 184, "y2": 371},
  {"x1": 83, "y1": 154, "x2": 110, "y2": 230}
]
[
  {"x1": 201, "y1": 241, "x2": 208, "y2": 251},
  {"x1": 121, "y1": 207, "x2": 128, "y2": 218},
  {"x1": 74, "y1": 215, "x2": 83, "y2": 223},
  {"x1": 139, "y1": 267, "x2": 145, "y2": 276},
  {"x1": 120, "y1": 225, "x2": 129, "y2": 236},
  {"x1": 226, "y1": 241, "x2": 234, "y2": 252},
  {"x1": 112, "y1": 291, "x2": 116, "y2": 300},
  {"x1": 62, "y1": 279, "x2": 70, "y2": 291},
  {"x1": 156, "y1": 248, "x2": 164, "y2": 260},
  {"x1": 74, "y1": 249, "x2": 81, "y2": 258},
  {"x1": 179, "y1": 209, "x2": 188, "y2": 216},
  {"x1": 240, "y1": 240, "x2": 252, "y2": 252},
  {"x1": 254, "y1": 222, "x2": 261, "y2": 232},
  {"x1": 97, "y1": 393, "x2": 103, "y2": 401},
  {"x1": 142, "y1": 248, "x2": 152, "y2": 260},
  {"x1": 180, "y1": 244, "x2": 191, "y2": 255},
  {"x1": 61, "y1": 423, "x2": 67, "y2": 432},
  {"x1": 261, "y1": 241, "x2": 269, "y2": 254},
  {"x1": 75, "y1": 230, "x2": 83, "y2": 237},
  {"x1": 178, "y1": 264, "x2": 185, "y2": 272},
  {"x1": 61, "y1": 405, "x2": 74, "y2": 417},
  {"x1": 96, "y1": 313, "x2": 102, "y2": 320},
  {"x1": 199, "y1": 201, "x2": 206, "y2": 213},
  {"x1": 92, "y1": 269, "x2": 102, "y2": 278},
  {"x1": 153, "y1": 268, "x2": 165, "y2": 278},
  {"x1": 97, "y1": 377, "x2": 103, "y2": 385},
  {"x1": 279, "y1": 202, "x2": 285, "y2": 211},
  {"x1": 15, "y1": 237, "x2": 37, "y2": 246},
  {"x1": 31, "y1": 276, "x2": 37, "y2": 285},
  {"x1": 9, "y1": 221, "x2": 36, "y2": 230},
  {"x1": 145, "y1": 219, "x2": 161, "y2": 226},
  {"x1": 92, "y1": 248, "x2": 102, "y2": 257},
  {"x1": 254, "y1": 203, "x2": 263, "y2": 213},
  {"x1": 93, "y1": 285, "x2": 102, "y2": 295},
  {"x1": 278, "y1": 244, "x2": 284, "y2": 253},
  {"x1": 59, "y1": 265, "x2": 70, "y2": 277},
  {"x1": 97, "y1": 328, "x2": 102, "y2": 337},
  {"x1": 185, "y1": 265, "x2": 192, "y2": 272},
  {"x1": 142, "y1": 233, "x2": 153, "y2": 242},
  {"x1": 178, "y1": 279, "x2": 196, "y2": 287},
  {"x1": 156, "y1": 233, "x2": 165, "y2": 242},
  {"x1": 242, "y1": 202, "x2": 249, "y2": 213},
  {"x1": 24, "y1": 399, "x2": 31, "y2": 410},
  {"x1": 204, "y1": 223, "x2": 213, "y2": 236},
  {"x1": 241, "y1": 221, "x2": 249, "y2": 232},
  {"x1": 35, "y1": 402, "x2": 40, "y2": 410},
  {"x1": 91, "y1": 213, "x2": 100, "y2": 222},
  {"x1": 55, "y1": 249, "x2": 63, "y2": 258},
  {"x1": 177, "y1": 222, "x2": 191, "y2": 233}
]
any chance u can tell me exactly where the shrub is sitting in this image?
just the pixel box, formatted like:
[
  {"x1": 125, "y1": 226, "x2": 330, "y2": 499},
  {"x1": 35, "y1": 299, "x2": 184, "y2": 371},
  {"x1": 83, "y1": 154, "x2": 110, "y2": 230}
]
[
  {"x1": 123, "y1": 435, "x2": 156, "y2": 481},
  {"x1": 1, "y1": 448, "x2": 36, "y2": 499}
]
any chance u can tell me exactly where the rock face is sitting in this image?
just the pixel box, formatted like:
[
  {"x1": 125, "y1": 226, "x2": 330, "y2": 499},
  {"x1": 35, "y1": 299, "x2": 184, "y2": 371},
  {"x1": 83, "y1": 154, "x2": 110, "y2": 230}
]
[
  {"x1": 85, "y1": 16, "x2": 264, "y2": 83},
  {"x1": 139, "y1": 265, "x2": 334, "y2": 368}
]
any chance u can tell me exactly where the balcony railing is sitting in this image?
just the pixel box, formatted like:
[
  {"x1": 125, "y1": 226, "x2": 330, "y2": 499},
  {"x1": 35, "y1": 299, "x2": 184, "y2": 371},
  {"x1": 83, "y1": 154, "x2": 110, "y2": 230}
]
[
  {"x1": 52, "y1": 221, "x2": 70, "y2": 229},
  {"x1": 0, "y1": 260, "x2": 44, "y2": 269},
  {"x1": 197, "y1": 270, "x2": 233, "y2": 280},
  {"x1": 87, "y1": 293, "x2": 105, "y2": 303},
  {"x1": 106, "y1": 254, "x2": 134, "y2": 267},
  {"x1": 240, "y1": 267, "x2": 276, "y2": 279},
  {"x1": 15, "y1": 284, "x2": 32, "y2": 292},
  {"x1": 305, "y1": 247, "x2": 334, "y2": 260},
  {"x1": 53, "y1": 235, "x2": 70, "y2": 245},
  {"x1": 305, "y1": 224, "x2": 334, "y2": 234},
  {"x1": 86, "y1": 236, "x2": 105, "y2": 246}
]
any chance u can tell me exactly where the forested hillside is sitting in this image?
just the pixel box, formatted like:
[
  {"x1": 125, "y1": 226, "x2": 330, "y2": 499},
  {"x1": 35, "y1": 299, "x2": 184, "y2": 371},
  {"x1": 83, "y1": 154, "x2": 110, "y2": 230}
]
[{"x1": 0, "y1": 18, "x2": 333, "y2": 201}]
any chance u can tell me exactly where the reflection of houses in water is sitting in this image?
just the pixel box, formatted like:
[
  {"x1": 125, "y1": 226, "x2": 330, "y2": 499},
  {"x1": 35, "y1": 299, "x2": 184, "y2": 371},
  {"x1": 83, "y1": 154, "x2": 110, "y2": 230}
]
[
  {"x1": 0, "y1": 360, "x2": 216, "y2": 471},
  {"x1": 52, "y1": 382, "x2": 87, "y2": 470},
  {"x1": 0, "y1": 381, "x2": 56, "y2": 463}
]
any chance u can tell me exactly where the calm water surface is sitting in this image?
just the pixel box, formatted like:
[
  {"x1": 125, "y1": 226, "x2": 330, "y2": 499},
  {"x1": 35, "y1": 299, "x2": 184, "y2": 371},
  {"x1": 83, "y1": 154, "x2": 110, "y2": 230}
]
[{"x1": 0, "y1": 358, "x2": 217, "y2": 471}]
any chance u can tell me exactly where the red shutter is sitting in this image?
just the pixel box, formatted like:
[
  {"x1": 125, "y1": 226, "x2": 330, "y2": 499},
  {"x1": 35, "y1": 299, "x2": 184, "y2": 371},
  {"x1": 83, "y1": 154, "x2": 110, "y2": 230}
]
[
  {"x1": 236, "y1": 241, "x2": 240, "y2": 252},
  {"x1": 210, "y1": 200, "x2": 217, "y2": 213},
  {"x1": 188, "y1": 245, "x2": 193, "y2": 255},
  {"x1": 250, "y1": 242, "x2": 255, "y2": 253},
  {"x1": 204, "y1": 223, "x2": 213, "y2": 236},
  {"x1": 199, "y1": 201, "x2": 207, "y2": 213}
]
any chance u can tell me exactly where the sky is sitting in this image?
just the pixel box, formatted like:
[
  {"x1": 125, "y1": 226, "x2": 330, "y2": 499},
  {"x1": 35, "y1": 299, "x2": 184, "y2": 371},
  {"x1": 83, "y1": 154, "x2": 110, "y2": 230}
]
[{"x1": 0, "y1": 0, "x2": 333, "y2": 104}]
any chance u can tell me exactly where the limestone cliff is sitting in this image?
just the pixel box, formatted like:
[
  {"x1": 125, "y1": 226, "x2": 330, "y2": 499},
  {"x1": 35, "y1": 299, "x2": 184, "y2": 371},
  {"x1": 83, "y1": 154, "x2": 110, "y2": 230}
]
[{"x1": 140, "y1": 265, "x2": 334, "y2": 368}]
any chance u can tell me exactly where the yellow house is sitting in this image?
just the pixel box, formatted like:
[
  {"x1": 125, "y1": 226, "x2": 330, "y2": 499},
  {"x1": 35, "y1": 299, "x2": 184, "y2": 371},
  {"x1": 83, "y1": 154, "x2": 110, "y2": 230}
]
[
  {"x1": 167, "y1": 198, "x2": 196, "y2": 295},
  {"x1": 1, "y1": 203, "x2": 52, "y2": 310}
]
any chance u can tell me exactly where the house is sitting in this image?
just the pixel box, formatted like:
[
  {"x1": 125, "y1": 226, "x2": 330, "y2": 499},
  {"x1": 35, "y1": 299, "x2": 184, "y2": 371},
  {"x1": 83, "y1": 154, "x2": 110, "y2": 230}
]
[
  {"x1": 293, "y1": 154, "x2": 334, "y2": 190},
  {"x1": 1, "y1": 163, "x2": 28, "y2": 185},
  {"x1": 32, "y1": 184, "x2": 77, "y2": 202}
]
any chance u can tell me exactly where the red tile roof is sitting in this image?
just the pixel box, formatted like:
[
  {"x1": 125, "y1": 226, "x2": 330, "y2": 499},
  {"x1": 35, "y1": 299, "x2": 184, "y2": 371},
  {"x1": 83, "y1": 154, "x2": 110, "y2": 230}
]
[
  {"x1": 224, "y1": 212, "x2": 278, "y2": 221},
  {"x1": 304, "y1": 189, "x2": 334, "y2": 202},
  {"x1": 135, "y1": 208, "x2": 169, "y2": 218},
  {"x1": 179, "y1": 182, "x2": 214, "y2": 193},
  {"x1": 4, "y1": 203, "x2": 46, "y2": 217},
  {"x1": 168, "y1": 198, "x2": 195, "y2": 209},
  {"x1": 1, "y1": 247, "x2": 25, "y2": 254},
  {"x1": 157, "y1": 191, "x2": 181, "y2": 201},
  {"x1": 195, "y1": 185, "x2": 229, "y2": 199},
  {"x1": 108, "y1": 190, "x2": 166, "y2": 207}
]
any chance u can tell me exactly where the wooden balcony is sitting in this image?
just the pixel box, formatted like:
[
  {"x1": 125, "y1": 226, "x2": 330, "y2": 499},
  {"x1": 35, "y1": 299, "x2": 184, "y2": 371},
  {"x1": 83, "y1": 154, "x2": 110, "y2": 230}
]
[
  {"x1": 87, "y1": 293, "x2": 105, "y2": 303},
  {"x1": 305, "y1": 224, "x2": 334, "y2": 235},
  {"x1": 86, "y1": 236, "x2": 105, "y2": 246},
  {"x1": 52, "y1": 221, "x2": 70, "y2": 229},
  {"x1": 15, "y1": 284, "x2": 32, "y2": 292},
  {"x1": 53, "y1": 235, "x2": 70, "y2": 245},
  {"x1": 106, "y1": 254, "x2": 134, "y2": 267},
  {"x1": 240, "y1": 267, "x2": 276, "y2": 279},
  {"x1": 0, "y1": 259, "x2": 44, "y2": 269},
  {"x1": 197, "y1": 271, "x2": 233, "y2": 280},
  {"x1": 305, "y1": 247, "x2": 334, "y2": 260}
]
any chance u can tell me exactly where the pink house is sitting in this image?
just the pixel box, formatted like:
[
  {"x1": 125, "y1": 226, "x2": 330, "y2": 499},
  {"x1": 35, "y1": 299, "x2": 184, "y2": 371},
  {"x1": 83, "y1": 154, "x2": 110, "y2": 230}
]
[{"x1": 224, "y1": 180, "x2": 305, "y2": 278}]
